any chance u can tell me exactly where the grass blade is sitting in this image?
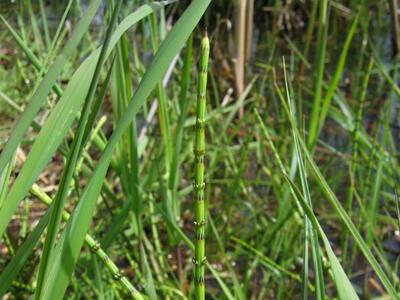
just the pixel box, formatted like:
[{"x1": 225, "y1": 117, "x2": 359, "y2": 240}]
[
  {"x1": 273, "y1": 87, "x2": 399, "y2": 298},
  {"x1": 256, "y1": 110, "x2": 359, "y2": 299},
  {"x1": 316, "y1": 13, "x2": 359, "y2": 140},
  {"x1": 30, "y1": 184, "x2": 142, "y2": 297},
  {"x1": 34, "y1": 1, "x2": 124, "y2": 298},
  {"x1": 0, "y1": 0, "x2": 102, "y2": 173},
  {"x1": 0, "y1": 2, "x2": 170, "y2": 238},
  {"x1": 307, "y1": 0, "x2": 328, "y2": 149},
  {"x1": 41, "y1": 1, "x2": 210, "y2": 298},
  {"x1": 0, "y1": 210, "x2": 50, "y2": 297}
]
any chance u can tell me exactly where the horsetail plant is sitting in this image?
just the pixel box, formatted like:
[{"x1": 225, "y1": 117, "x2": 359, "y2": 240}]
[
  {"x1": 29, "y1": 185, "x2": 144, "y2": 299},
  {"x1": 193, "y1": 33, "x2": 210, "y2": 300}
]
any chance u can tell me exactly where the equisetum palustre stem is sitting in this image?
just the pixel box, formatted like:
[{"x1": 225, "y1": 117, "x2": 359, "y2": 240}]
[
  {"x1": 29, "y1": 184, "x2": 144, "y2": 300},
  {"x1": 193, "y1": 33, "x2": 210, "y2": 300}
]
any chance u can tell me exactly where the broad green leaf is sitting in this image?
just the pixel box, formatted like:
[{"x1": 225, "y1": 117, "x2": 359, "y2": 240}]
[
  {"x1": 0, "y1": 0, "x2": 102, "y2": 173},
  {"x1": 0, "y1": 2, "x2": 171, "y2": 238},
  {"x1": 34, "y1": 1, "x2": 124, "y2": 298},
  {"x1": 42, "y1": 1, "x2": 210, "y2": 298}
]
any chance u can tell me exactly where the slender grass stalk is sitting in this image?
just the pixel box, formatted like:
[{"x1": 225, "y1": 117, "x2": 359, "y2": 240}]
[
  {"x1": 0, "y1": 0, "x2": 101, "y2": 176},
  {"x1": 342, "y1": 58, "x2": 373, "y2": 262},
  {"x1": 34, "y1": 1, "x2": 123, "y2": 297},
  {"x1": 392, "y1": 0, "x2": 400, "y2": 54},
  {"x1": 193, "y1": 33, "x2": 209, "y2": 300},
  {"x1": 274, "y1": 97, "x2": 399, "y2": 299},
  {"x1": 27, "y1": 0, "x2": 45, "y2": 52},
  {"x1": 169, "y1": 34, "x2": 193, "y2": 213},
  {"x1": 29, "y1": 184, "x2": 144, "y2": 299},
  {"x1": 255, "y1": 110, "x2": 359, "y2": 300},
  {"x1": 38, "y1": 0, "x2": 50, "y2": 50},
  {"x1": 283, "y1": 63, "x2": 325, "y2": 299},
  {"x1": 296, "y1": 0, "x2": 318, "y2": 120},
  {"x1": 118, "y1": 34, "x2": 143, "y2": 237},
  {"x1": 307, "y1": 0, "x2": 328, "y2": 149},
  {"x1": 149, "y1": 12, "x2": 173, "y2": 168},
  {"x1": 0, "y1": 209, "x2": 51, "y2": 298},
  {"x1": 303, "y1": 0, "x2": 319, "y2": 60},
  {"x1": 36, "y1": 0, "x2": 75, "y2": 89},
  {"x1": 41, "y1": 2, "x2": 211, "y2": 298},
  {"x1": 367, "y1": 65, "x2": 397, "y2": 246},
  {"x1": 235, "y1": 0, "x2": 246, "y2": 101},
  {"x1": 316, "y1": 13, "x2": 359, "y2": 138}
]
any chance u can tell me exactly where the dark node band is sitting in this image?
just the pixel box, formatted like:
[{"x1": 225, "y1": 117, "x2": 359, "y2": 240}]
[
  {"x1": 196, "y1": 275, "x2": 205, "y2": 285},
  {"x1": 196, "y1": 232, "x2": 205, "y2": 240},
  {"x1": 90, "y1": 241, "x2": 101, "y2": 253},
  {"x1": 194, "y1": 149, "x2": 205, "y2": 157},
  {"x1": 194, "y1": 219, "x2": 206, "y2": 226},
  {"x1": 196, "y1": 118, "x2": 206, "y2": 128},
  {"x1": 197, "y1": 192, "x2": 204, "y2": 202},
  {"x1": 113, "y1": 271, "x2": 122, "y2": 281},
  {"x1": 192, "y1": 256, "x2": 207, "y2": 266},
  {"x1": 193, "y1": 182, "x2": 205, "y2": 191}
]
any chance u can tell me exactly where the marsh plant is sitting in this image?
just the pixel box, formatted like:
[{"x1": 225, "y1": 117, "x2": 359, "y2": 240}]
[{"x1": 0, "y1": 1, "x2": 399, "y2": 299}]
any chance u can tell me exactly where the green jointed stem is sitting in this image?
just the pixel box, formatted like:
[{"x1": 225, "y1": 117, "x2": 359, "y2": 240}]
[
  {"x1": 193, "y1": 34, "x2": 209, "y2": 300},
  {"x1": 30, "y1": 185, "x2": 144, "y2": 300}
]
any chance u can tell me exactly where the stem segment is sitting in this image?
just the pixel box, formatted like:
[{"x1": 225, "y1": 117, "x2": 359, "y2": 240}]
[
  {"x1": 30, "y1": 184, "x2": 144, "y2": 300},
  {"x1": 193, "y1": 33, "x2": 209, "y2": 300}
]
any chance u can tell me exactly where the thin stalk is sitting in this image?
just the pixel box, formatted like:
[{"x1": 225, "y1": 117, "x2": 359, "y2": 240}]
[
  {"x1": 38, "y1": 0, "x2": 50, "y2": 50},
  {"x1": 29, "y1": 184, "x2": 143, "y2": 299},
  {"x1": 297, "y1": 0, "x2": 318, "y2": 121},
  {"x1": 149, "y1": 12, "x2": 173, "y2": 168},
  {"x1": 316, "y1": 13, "x2": 359, "y2": 139},
  {"x1": 0, "y1": 0, "x2": 102, "y2": 176},
  {"x1": 303, "y1": 0, "x2": 319, "y2": 60},
  {"x1": 37, "y1": 0, "x2": 75, "y2": 84},
  {"x1": 193, "y1": 34, "x2": 210, "y2": 300},
  {"x1": 169, "y1": 34, "x2": 193, "y2": 213},
  {"x1": 34, "y1": 1, "x2": 123, "y2": 297},
  {"x1": 27, "y1": 0, "x2": 45, "y2": 51},
  {"x1": 283, "y1": 63, "x2": 325, "y2": 299},
  {"x1": 111, "y1": 27, "x2": 142, "y2": 236},
  {"x1": 342, "y1": 58, "x2": 373, "y2": 262},
  {"x1": 235, "y1": 0, "x2": 246, "y2": 101},
  {"x1": 367, "y1": 68, "x2": 396, "y2": 246},
  {"x1": 307, "y1": 0, "x2": 328, "y2": 149}
]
